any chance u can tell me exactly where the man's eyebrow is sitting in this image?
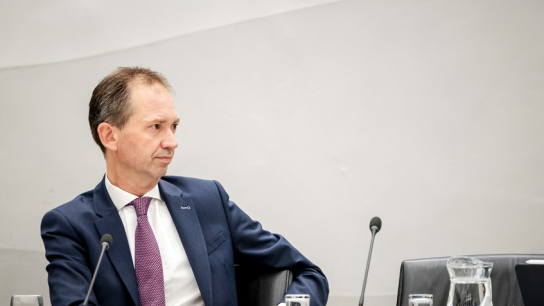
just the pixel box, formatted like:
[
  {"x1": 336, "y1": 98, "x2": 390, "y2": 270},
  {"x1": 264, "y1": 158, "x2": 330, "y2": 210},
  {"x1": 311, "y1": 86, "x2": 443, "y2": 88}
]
[{"x1": 143, "y1": 117, "x2": 180, "y2": 124}]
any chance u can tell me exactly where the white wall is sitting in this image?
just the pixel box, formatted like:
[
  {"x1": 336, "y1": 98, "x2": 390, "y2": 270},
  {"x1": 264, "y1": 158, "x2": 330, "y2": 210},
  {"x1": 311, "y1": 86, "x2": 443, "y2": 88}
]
[{"x1": 1, "y1": 1, "x2": 544, "y2": 305}]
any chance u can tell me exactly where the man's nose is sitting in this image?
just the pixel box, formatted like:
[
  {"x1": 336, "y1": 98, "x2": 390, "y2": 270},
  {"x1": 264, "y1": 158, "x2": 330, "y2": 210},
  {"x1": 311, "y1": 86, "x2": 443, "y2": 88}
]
[{"x1": 162, "y1": 129, "x2": 178, "y2": 150}]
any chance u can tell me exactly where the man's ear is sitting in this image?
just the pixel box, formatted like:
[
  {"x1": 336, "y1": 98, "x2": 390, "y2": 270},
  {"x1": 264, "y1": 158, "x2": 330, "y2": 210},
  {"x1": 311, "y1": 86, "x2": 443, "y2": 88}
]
[{"x1": 97, "y1": 122, "x2": 118, "y2": 152}]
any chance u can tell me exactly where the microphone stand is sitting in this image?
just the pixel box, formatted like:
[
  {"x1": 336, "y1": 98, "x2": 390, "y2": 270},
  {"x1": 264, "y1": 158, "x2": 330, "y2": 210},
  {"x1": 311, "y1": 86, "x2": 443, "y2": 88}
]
[
  {"x1": 359, "y1": 226, "x2": 378, "y2": 306},
  {"x1": 83, "y1": 238, "x2": 110, "y2": 306}
]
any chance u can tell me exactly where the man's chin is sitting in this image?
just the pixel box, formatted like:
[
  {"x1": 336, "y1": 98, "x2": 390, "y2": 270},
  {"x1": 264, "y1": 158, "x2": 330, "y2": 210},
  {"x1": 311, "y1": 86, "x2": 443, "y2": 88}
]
[{"x1": 155, "y1": 167, "x2": 169, "y2": 179}]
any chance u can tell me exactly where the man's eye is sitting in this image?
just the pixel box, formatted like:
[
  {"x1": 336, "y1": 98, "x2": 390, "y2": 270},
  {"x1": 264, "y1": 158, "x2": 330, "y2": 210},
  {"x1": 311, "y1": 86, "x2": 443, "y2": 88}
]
[
  {"x1": 152, "y1": 124, "x2": 160, "y2": 130},
  {"x1": 172, "y1": 124, "x2": 178, "y2": 131}
]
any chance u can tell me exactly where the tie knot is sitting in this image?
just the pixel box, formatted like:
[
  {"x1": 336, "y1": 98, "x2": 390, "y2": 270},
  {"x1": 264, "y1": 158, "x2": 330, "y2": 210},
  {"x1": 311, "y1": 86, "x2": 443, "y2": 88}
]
[{"x1": 130, "y1": 197, "x2": 153, "y2": 217}]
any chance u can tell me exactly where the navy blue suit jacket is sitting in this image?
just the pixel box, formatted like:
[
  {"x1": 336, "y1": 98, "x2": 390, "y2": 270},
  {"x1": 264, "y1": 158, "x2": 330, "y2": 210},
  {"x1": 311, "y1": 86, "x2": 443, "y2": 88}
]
[{"x1": 41, "y1": 176, "x2": 328, "y2": 306}]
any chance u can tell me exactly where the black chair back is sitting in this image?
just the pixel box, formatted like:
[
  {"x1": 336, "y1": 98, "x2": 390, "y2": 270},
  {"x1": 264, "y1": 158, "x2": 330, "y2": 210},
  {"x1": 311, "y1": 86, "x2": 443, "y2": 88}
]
[
  {"x1": 236, "y1": 266, "x2": 293, "y2": 306},
  {"x1": 396, "y1": 254, "x2": 544, "y2": 306}
]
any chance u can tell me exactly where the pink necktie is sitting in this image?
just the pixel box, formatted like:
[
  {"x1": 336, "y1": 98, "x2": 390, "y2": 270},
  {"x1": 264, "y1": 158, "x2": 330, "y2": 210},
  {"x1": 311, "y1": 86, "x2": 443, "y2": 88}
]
[{"x1": 130, "y1": 197, "x2": 166, "y2": 306}]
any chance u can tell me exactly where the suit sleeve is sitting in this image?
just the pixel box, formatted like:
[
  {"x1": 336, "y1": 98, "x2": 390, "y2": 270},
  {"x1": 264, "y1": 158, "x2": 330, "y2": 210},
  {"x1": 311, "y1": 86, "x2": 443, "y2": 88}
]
[
  {"x1": 41, "y1": 209, "x2": 99, "y2": 306},
  {"x1": 213, "y1": 181, "x2": 329, "y2": 306}
]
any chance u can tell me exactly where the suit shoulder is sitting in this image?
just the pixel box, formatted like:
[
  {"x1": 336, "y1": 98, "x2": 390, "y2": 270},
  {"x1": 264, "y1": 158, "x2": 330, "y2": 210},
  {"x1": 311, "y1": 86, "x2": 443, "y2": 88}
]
[
  {"x1": 41, "y1": 188, "x2": 98, "y2": 232},
  {"x1": 45, "y1": 189, "x2": 95, "y2": 215}
]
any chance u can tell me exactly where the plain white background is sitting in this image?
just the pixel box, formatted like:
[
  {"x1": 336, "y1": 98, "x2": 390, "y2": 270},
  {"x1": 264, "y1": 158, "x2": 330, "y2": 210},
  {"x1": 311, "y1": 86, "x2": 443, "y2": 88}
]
[{"x1": 1, "y1": 1, "x2": 544, "y2": 305}]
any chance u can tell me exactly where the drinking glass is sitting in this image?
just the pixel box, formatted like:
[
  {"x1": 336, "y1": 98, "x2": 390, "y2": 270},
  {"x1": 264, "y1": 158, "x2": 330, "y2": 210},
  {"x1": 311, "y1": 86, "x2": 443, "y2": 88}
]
[
  {"x1": 285, "y1": 294, "x2": 310, "y2": 306},
  {"x1": 409, "y1": 294, "x2": 433, "y2": 306},
  {"x1": 10, "y1": 295, "x2": 43, "y2": 306}
]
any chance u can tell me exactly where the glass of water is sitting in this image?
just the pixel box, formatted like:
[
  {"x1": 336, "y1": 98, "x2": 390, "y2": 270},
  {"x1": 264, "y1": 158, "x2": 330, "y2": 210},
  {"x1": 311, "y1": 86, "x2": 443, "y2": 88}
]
[
  {"x1": 10, "y1": 295, "x2": 43, "y2": 306},
  {"x1": 285, "y1": 294, "x2": 310, "y2": 306},
  {"x1": 409, "y1": 294, "x2": 433, "y2": 306}
]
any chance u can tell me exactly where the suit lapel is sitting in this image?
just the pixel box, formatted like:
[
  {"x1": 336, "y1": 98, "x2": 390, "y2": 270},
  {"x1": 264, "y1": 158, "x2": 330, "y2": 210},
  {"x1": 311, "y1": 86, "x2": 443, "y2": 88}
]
[
  {"x1": 159, "y1": 180, "x2": 213, "y2": 306},
  {"x1": 92, "y1": 179, "x2": 140, "y2": 306}
]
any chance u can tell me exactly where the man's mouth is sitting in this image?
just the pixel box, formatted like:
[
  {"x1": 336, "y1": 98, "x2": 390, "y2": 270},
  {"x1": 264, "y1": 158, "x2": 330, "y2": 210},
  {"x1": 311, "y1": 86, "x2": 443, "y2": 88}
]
[{"x1": 155, "y1": 156, "x2": 173, "y2": 162}]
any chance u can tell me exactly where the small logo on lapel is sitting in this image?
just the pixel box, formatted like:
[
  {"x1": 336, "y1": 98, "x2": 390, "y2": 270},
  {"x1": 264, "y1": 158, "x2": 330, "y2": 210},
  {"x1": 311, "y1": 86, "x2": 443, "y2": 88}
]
[{"x1": 180, "y1": 205, "x2": 191, "y2": 210}]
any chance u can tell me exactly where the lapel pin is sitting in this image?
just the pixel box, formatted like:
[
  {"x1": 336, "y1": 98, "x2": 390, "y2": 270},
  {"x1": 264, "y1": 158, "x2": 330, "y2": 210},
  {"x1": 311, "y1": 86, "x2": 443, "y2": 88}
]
[{"x1": 180, "y1": 206, "x2": 191, "y2": 210}]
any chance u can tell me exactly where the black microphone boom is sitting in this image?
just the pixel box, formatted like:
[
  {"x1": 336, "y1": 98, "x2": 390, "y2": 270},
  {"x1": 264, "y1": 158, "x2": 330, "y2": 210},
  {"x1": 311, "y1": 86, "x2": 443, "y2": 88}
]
[
  {"x1": 83, "y1": 234, "x2": 113, "y2": 306},
  {"x1": 358, "y1": 216, "x2": 382, "y2": 306}
]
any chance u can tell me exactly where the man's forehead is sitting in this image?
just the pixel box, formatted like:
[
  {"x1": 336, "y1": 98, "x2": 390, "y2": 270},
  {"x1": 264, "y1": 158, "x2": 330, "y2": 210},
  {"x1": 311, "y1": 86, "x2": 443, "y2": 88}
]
[
  {"x1": 128, "y1": 82, "x2": 175, "y2": 106},
  {"x1": 127, "y1": 81, "x2": 178, "y2": 118}
]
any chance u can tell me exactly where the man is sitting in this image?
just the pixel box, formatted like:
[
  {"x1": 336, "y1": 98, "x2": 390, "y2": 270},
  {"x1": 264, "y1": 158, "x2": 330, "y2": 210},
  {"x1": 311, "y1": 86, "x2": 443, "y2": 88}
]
[{"x1": 41, "y1": 67, "x2": 329, "y2": 306}]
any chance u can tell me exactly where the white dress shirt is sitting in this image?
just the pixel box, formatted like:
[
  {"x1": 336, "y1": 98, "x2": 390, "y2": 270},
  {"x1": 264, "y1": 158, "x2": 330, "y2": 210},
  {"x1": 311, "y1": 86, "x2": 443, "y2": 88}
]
[{"x1": 105, "y1": 176, "x2": 204, "y2": 306}]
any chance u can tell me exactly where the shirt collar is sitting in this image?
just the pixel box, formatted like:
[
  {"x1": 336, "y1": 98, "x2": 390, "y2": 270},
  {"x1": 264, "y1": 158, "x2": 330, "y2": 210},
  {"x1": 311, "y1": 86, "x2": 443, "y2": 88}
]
[{"x1": 105, "y1": 175, "x2": 162, "y2": 211}]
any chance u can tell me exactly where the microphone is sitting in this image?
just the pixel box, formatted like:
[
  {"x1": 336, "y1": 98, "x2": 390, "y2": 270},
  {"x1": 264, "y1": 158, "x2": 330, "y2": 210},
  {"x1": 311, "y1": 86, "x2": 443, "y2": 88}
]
[
  {"x1": 358, "y1": 217, "x2": 382, "y2": 306},
  {"x1": 369, "y1": 217, "x2": 382, "y2": 233},
  {"x1": 83, "y1": 234, "x2": 113, "y2": 306}
]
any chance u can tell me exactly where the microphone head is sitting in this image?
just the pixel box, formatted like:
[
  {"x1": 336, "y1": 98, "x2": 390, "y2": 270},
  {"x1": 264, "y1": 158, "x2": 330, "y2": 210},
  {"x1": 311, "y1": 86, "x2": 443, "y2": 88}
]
[
  {"x1": 100, "y1": 234, "x2": 113, "y2": 250},
  {"x1": 369, "y1": 216, "x2": 382, "y2": 233}
]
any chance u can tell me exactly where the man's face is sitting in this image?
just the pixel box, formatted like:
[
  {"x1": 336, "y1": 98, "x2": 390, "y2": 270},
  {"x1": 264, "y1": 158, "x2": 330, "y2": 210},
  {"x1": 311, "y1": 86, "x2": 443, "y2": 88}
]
[{"x1": 113, "y1": 81, "x2": 179, "y2": 184}]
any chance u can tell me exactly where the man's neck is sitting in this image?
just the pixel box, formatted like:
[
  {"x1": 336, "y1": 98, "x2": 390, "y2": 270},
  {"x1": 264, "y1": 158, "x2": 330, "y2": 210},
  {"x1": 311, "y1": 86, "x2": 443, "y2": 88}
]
[{"x1": 105, "y1": 168, "x2": 158, "y2": 198}]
